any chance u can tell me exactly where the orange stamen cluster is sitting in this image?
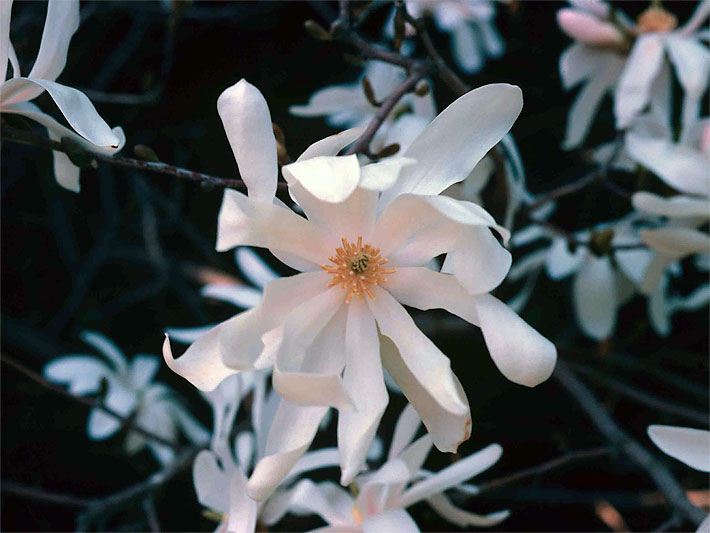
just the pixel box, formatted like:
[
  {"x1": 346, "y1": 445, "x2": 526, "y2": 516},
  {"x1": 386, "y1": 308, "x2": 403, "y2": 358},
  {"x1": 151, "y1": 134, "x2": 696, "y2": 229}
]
[
  {"x1": 636, "y1": 6, "x2": 677, "y2": 33},
  {"x1": 322, "y1": 237, "x2": 395, "y2": 303}
]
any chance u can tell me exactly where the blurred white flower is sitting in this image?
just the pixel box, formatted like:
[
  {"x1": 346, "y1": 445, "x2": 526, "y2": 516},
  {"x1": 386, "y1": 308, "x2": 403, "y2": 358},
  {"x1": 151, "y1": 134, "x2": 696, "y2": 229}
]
[
  {"x1": 406, "y1": 0, "x2": 505, "y2": 74},
  {"x1": 0, "y1": 0, "x2": 125, "y2": 191},
  {"x1": 265, "y1": 404, "x2": 509, "y2": 532},
  {"x1": 647, "y1": 425, "x2": 710, "y2": 473},
  {"x1": 193, "y1": 373, "x2": 341, "y2": 533},
  {"x1": 558, "y1": 0, "x2": 710, "y2": 148},
  {"x1": 45, "y1": 331, "x2": 207, "y2": 465},
  {"x1": 164, "y1": 79, "x2": 556, "y2": 500},
  {"x1": 290, "y1": 60, "x2": 436, "y2": 154}
]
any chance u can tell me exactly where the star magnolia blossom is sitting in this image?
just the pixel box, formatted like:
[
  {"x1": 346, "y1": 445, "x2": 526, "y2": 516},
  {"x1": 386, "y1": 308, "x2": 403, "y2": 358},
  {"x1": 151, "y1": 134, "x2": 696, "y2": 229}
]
[
  {"x1": 290, "y1": 60, "x2": 436, "y2": 154},
  {"x1": 647, "y1": 425, "x2": 710, "y2": 473},
  {"x1": 405, "y1": 0, "x2": 505, "y2": 74},
  {"x1": 45, "y1": 331, "x2": 207, "y2": 465},
  {"x1": 264, "y1": 404, "x2": 509, "y2": 532},
  {"x1": 0, "y1": 0, "x2": 125, "y2": 192},
  {"x1": 557, "y1": 0, "x2": 710, "y2": 149},
  {"x1": 164, "y1": 79, "x2": 556, "y2": 501},
  {"x1": 193, "y1": 374, "x2": 341, "y2": 533},
  {"x1": 626, "y1": 115, "x2": 710, "y2": 293}
]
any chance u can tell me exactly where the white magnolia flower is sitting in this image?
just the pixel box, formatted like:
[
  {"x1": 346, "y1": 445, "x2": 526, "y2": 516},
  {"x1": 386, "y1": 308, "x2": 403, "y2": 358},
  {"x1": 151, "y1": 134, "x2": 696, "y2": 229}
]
[
  {"x1": 164, "y1": 79, "x2": 556, "y2": 500},
  {"x1": 405, "y1": 0, "x2": 505, "y2": 74},
  {"x1": 648, "y1": 425, "x2": 710, "y2": 473},
  {"x1": 1, "y1": 0, "x2": 125, "y2": 192},
  {"x1": 290, "y1": 60, "x2": 436, "y2": 154},
  {"x1": 265, "y1": 404, "x2": 509, "y2": 532},
  {"x1": 557, "y1": 0, "x2": 710, "y2": 148},
  {"x1": 194, "y1": 373, "x2": 341, "y2": 533},
  {"x1": 45, "y1": 331, "x2": 207, "y2": 465},
  {"x1": 627, "y1": 115, "x2": 710, "y2": 293}
]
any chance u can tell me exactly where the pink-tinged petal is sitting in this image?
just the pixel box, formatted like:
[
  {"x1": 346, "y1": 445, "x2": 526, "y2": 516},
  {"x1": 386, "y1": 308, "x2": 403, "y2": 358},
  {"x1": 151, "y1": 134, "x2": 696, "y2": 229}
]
[
  {"x1": 247, "y1": 400, "x2": 329, "y2": 501},
  {"x1": 632, "y1": 192, "x2": 710, "y2": 218},
  {"x1": 384, "y1": 267, "x2": 480, "y2": 325},
  {"x1": 43, "y1": 356, "x2": 111, "y2": 395},
  {"x1": 226, "y1": 469, "x2": 259, "y2": 533},
  {"x1": 369, "y1": 289, "x2": 471, "y2": 453},
  {"x1": 163, "y1": 330, "x2": 236, "y2": 392},
  {"x1": 401, "y1": 444, "x2": 502, "y2": 507},
  {"x1": 216, "y1": 189, "x2": 330, "y2": 266},
  {"x1": 427, "y1": 493, "x2": 510, "y2": 528},
  {"x1": 572, "y1": 256, "x2": 618, "y2": 340},
  {"x1": 557, "y1": 9, "x2": 624, "y2": 46},
  {"x1": 1, "y1": 78, "x2": 120, "y2": 147},
  {"x1": 569, "y1": 0, "x2": 611, "y2": 19},
  {"x1": 193, "y1": 450, "x2": 230, "y2": 514},
  {"x1": 338, "y1": 298, "x2": 389, "y2": 485},
  {"x1": 298, "y1": 127, "x2": 365, "y2": 161},
  {"x1": 473, "y1": 294, "x2": 557, "y2": 387},
  {"x1": 383, "y1": 84, "x2": 523, "y2": 200},
  {"x1": 27, "y1": 0, "x2": 79, "y2": 83},
  {"x1": 615, "y1": 34, "x2": 665, "y2": 129},
  {"x1": 217, "y1": 79, "x2": 277, "y2": 201},
  {"x1": 362, "y1": 509, "x2": 419, "y2": 533},
  {"x1": 1, "y1": 0, "x2": 14, "y2": 82},
  {"x1": 388, "y1": 404, "x2": 422, "y2": 461},
  {"x1": 283, "y1": 155, "x2": 360, "y2": 204},
  {"x1": 648, "y1": 425, "x2": 710, "y2": 472},
  {"x1": 640, "y1": 228, "x2": 710, "y2": 258},
  {"x1": 625, "y1": 133, "x2": 710, "y2": 197}
]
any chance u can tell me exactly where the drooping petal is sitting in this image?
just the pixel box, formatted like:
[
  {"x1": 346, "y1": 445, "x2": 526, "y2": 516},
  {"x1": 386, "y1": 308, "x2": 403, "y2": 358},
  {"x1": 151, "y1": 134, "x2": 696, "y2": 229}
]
[
  {"x1": 401, "y1": 444, "x2": 503, "y2": 507},
  {"x1": 1, "y1": 78, "x2": 120, "y2": 147},
  {"x1": 43, "y1": 356, "x2": 111, "y2": 395},
  {"x1": 370, "y1": 289, "x2": 471, "y2": 453},
  {"x1": 235, "y1": 247, "x2": 279, "y2": 288},
  {"x1": 28, "y1": 0, "x2": 80, "y2": 82},
  {"x1": 615, "y1": 34, "x2": 665, "y2": 129},
  {"x1": 383, "y1": 84, "x2": 523, "y2": 200},
  {"x1": 473, "y1": 294, "x2": 557, "y2": 387},
  {"x1": 247, "y1": 400, "x2": 329, "y2": 501},
  {"x1": 648, "y1": 425, "x2": 710, "y2": 472},
  {"x1": 427, "y1": 493, "x2": 510, "y2": 528},
  {"x1": 572, "y1": 256, "x2": 618, "y2": 340},
  {"x1": 338, "y1": 298, "x2": 389, "y2": 485},
  {"x1": 632, "y1": 192, "x2": 710, "y2": 219},
  {"x1": 217, "y1": 79, "x2": 277, "y2": 201}
]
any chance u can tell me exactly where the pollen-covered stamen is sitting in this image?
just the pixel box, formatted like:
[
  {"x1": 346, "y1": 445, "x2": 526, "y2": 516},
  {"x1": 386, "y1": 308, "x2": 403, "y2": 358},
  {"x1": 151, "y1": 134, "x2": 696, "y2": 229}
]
[{"x1": 322, "y1": 236, "x2": 395, "y2": 303}]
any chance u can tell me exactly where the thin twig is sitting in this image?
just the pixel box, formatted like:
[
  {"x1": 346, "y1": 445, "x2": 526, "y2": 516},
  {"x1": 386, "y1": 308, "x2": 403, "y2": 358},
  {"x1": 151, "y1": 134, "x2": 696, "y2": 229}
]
[
  {"x1": 143, "y1": 496, "x2": 161, "y2": 532},
  {"x1": 554, "y1": 361, "x2": 707, "y2": 527},
  {"x1": 1, "y1": 480, "x2": 91, "y2": 508}
]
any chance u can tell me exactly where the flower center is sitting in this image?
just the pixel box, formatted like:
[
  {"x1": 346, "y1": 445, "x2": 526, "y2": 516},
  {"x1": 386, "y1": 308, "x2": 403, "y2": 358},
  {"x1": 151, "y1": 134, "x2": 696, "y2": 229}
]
[
  {"x1": 636, "y1": 6, "x2": 677, "y2": 33},
  {"x1": 322, "y1": 236, "x2": 395, "y2": 303}
]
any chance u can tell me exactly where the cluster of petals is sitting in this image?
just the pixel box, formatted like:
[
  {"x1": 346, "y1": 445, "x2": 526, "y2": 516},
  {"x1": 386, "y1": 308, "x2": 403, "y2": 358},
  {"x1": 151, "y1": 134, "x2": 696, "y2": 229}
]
[
  {"x1": 44, "y1": 331, "x2": 207, "y2": 465},
  {"x1": 164, "y1": 78, "x2": 557, "y2": 501},
  {"x1": 0, "y1": 0, "x2": 124, "y2": 191},
  {"x1": 557, "y1": 0, "x2": 710, "y2": 148}
]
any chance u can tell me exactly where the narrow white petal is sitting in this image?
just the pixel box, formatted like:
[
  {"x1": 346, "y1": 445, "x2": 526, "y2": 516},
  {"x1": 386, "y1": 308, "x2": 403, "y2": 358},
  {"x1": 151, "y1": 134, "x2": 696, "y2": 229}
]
[
  {"x1": 0, "y1": 0, "x2": 13, "y2": 82},
  {"x1": 641, "y1": 228, "x2": 710, "y2": 259},
  {"x1": 28, "y1": 0, "x2": 80, "y2": 82},
  {"x1": 261, "y1": 479, "x2": 352, "y2": 527},
  {"x1": 202, "y1": 284, "x2": 262, "y2": 309},
  {"x1": 43, "y1": 356, "x2": 111, "y2": 395},
  {"x1": 665, "y1": 35, "x2": 710, "y2": 100},
  {"x1": 427, "y1": 493, "x2": 510, "y2": 528},
  {"x1": 235, "y1": 247, "x2": 279, "y2": 288},
  {"x1": 451, "y1": 24, "x2": 482, "y2": 73},
  {"x1": 545, "y1": 237, "x2": 586, "y2": 280},
  {"x1": 648, "y1": 425, "x2": 710, "y2": 472},
  {"x1": 632, "y1": 192, "x2": 710, "y2": 218},
  {"x1": 388, "y1": 404, "x2": 422, "y2": 461},
  {"x1": 572, "y1": 256, "x2": 618, "y2": 340},
  {"x1": 80, "y1": 330, "x2": 128, "y2": 372},
  {"x1": 129, "y1": 355, "x2": 160, "y2": 390},
  {"x1": 298, "y1": 126, "x2": 365, "y2": 161},
  {"x1": 226, "y1": 469, "x2": 259, "y2": 533}
]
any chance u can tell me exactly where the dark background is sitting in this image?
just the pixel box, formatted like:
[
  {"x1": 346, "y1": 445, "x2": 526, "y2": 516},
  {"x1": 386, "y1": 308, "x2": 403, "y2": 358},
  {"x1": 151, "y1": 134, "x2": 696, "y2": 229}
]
[{"x1": 2, "y1": 1, "x2": 707, "y2": 531}]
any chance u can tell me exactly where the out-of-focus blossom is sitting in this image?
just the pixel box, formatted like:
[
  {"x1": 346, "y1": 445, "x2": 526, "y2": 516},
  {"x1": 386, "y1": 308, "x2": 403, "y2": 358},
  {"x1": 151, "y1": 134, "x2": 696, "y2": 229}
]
[
  {"x1": 45, "y1": 333, "x2": 208, "y2": 464},
  {"x1": 405, "y1": 0, "x2": 505, "y2": 74},
  {"x1": 290, "y1": 60, "x2": 436, "y2": 154},
  {"x1": 164, "y1": 79, "x2": 556, "y2": 500},
  {"x1": 647, "y1": 425, "x2": 710, "y2": 472},
  {"x1": 0, "y1": 0, "x2": 125, "y2": 191},
  {"x1": 558, "y1": 0, "x2": 710, "y2": 149},
  {"x1": 265, "y1": 404, "x2": 509, "y2": 532},
  {"x1": 45, "y1": 331, "x2": 207, "y2": 465},
  {"x1": 193, "y1": 373, "x2": 341, "y2": 533}
]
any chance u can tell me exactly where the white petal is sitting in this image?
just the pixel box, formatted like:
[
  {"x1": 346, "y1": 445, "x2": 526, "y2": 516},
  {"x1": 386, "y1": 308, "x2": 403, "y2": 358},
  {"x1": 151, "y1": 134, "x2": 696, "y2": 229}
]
[
  {"x1": 427, "y1": 493, "x2": 510, "y2": 528},
  {"x1": 545, "y1": 237, "x2": 585, "y2": 279},
  {"x1": 473, "y1": 294, "x2": 557, "y2": 387},
  {"x1": 87, "y1": 408, "x2": 122, "y2": 440},
  {"x1": 217, "y1": 79, "x2": 277, "y2": 202},
  {"x1": 247, "y1": 400, "x2": 328, "y2": 501},
  {"x1": 283, "y1": 447, "x2": 342, "y2": 487},
  {"x1": 80, "y1": 330, "x2": 128, "y2": 372},
  {"x1": 648, "y1": 425, "x2": 710, "y2": 472},
  {"x1": 557, "y1": 9, "x2": 624, "y2": 46},
  {"x1": 370, "y1": 289, "x2": 471, "y2": 453},
  {"x1": 289, "y1": 85, "x2": 366, "y2": 120},
  {"x1": 216, "y1": 189, "x2": 329, "y2": 267},
  {"x1": 193, "y1": 450, "x2": 230, "y2": 514},
  {"x1": 45, "y1": 125, "x2": 80, "y2": 192},
  {"x1": 401, "y1": 444, "x2": 502, "y2": 507},
  {"x1": 235, "y1": 247, "x2": 279, "y2": 288},
  {"x1": 262, "y1": 479, "x2": 352, "y2": 527},
  {"x1": 648, "y1": 275, "x2": 671, "y2": 336},
  {"x1": 359, "y1": 157, "x2": 416, "y2": 191},
  {"x1": 451, "y1": 24, "x2": 482, "y2": 74},
  {"x1": 43, "y1": 356, "x2": 111, "y2": 395},
  {"x1": 163, "y1": 325, "x2": 214, "y2": 345},
  {"x1": 338, "y1": 298, "x2": 389, "y2": 485},
  {"x1": 641, "y1": 227, "x2": 710, "y2": 258},
  {"x1": 362, "y1": 509, "x2": 419, "y2": 533},
  {"x1": 28, "y1": 0, "x2": 79, "y2": 82},
  {"x1": 283, "y1": 155, "x2": 360, "y2": 203},
  {"x1": 696, "y1": 514, "x2": 710, "y2": 533},
  {"x1": 202, "y1": 284, "x2": 262, "y2": 309},
  {"x1": 632, "y1": 192, "x2": 710, "y2": 218},
  {"x1": 665, "y1": 35, "x2": 710, "y2": 100},
  {"x1": 129, "y1": 355, "x2": 159, "y2": 390},
  {"x1": 615, "y1": 35, "x2": 665, "y2": 129},
  {"x1": 388, "y1": 404, "x2": 422, "y2": 461},
  {"x1": 298, "y1": 126, "x2": 365, "y2": 161},
  {"x1": 0, "y1": 0, "x2": 13, "y2": 82},
  {"x1": 383, "y1": 84, "x2": 523, "y2": 200},
  {"x1": 1, "y1": 78, "x2": 120, "y2": 147},
  {"x1": 559, "y1": 43, "x2": 605, "y2": 89},
  {"x1": 226, "y1": 469, "x2": 259, "y2": 533},
  {"x1": 572, "y1": 256, "x2": 618, "y2": 340}
]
